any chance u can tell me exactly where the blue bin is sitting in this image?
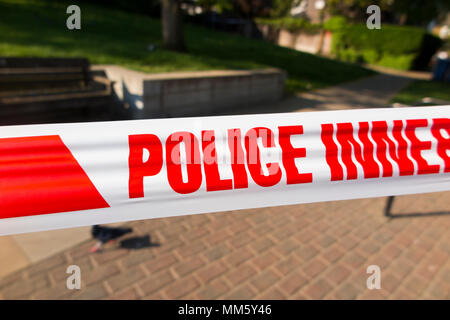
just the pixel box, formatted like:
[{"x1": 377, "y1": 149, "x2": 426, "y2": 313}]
[{"x1": 433, "y1": 58, "x2": 450, "y2": 82}]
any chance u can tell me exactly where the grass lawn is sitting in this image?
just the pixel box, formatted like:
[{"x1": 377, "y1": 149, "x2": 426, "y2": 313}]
[
  {"x1": 391, "y1": 80, "x2": 450, "y2": 105},
  {"x1": 0, "y1": 0, "x2": 374, "y2": 93}
]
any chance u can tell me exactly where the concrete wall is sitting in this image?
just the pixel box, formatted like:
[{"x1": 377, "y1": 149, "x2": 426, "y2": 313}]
[
  {"x1": 279, "y1": 30, "x2": 332, "y2": 55},
  {"x1": 258, "y1": 25, "x2": 332, "y2": 55},
  {"x1": 96, "y1": 66, "x2": 286, "y2": 119}
]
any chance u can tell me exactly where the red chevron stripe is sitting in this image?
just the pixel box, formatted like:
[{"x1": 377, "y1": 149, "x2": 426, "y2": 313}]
[{"x1": 0, "y1": 135, "x2": 109, "y2": 219}]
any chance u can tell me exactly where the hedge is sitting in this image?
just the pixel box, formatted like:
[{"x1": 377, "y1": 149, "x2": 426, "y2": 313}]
[{"x1": 325, "y1": 16, "x2": 442, "y2": 70}]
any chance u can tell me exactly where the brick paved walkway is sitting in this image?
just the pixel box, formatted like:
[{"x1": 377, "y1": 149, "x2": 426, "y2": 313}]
[{"x1": 1, "y1": 191, "x2": 449, "y2": 300}]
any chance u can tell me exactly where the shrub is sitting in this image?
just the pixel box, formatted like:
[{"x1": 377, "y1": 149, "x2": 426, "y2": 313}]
[
  {"x1": 377, "y1": 54, "x2": 417, "y2": 70},
  {"x1": 337, "y1": 48, "x2": 360, "y2": 63},
  {"x1": 323, "y1": 15, "x2": 347, "y2": 31},
  {"x1": 326, "y1": 20, "x2": 442, "y2": 70},
  {"x1": 361, "y1": 49, "x2": 380, "y2": 64}
]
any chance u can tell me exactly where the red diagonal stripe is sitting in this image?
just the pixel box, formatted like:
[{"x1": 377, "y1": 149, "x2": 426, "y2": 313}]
[{"x1": 0, "y1": 135, "x2": 109, "y2": 219}]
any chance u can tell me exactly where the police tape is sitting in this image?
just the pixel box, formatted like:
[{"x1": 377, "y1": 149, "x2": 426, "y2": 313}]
[{"x1": 0, "y1": 106, "x2": 449, "y2": 235}]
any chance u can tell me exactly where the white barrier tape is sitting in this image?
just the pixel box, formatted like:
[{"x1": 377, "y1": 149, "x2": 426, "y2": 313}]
[{"x1": 0, "y1": 106, "x2": 449, "y2": 235}]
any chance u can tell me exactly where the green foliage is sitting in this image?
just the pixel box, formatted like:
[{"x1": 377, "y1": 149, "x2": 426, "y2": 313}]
[
  {"x1": 323, "y1": 16, "x2": 347, "y2": 31},
  {"x1": 324, "y1": 0, "x2": 447, "y2": 25},
  {"x1": 196, "y1": 0, "x2": 233, "y2": 13},
  {"x1": 325, "y1": 0, "x2": 390, "y2": 22},
  {"x1": 389, "y1": 0, "x2": 449, "y2": 26},
  {"x1": 376, "y1": 54, "x2": 416, "y2": 70},
  {"x1": 338, "y1": 48, "x2": 360, "y2": 63},
  {"x1": 269, "y1": 0, "x2": 296, "y2": 18},
  {"x1": 361, "y1": 49, "x2": 380, "y2": 64},
  {"x1": 255, "y1": 17, "x2": 321, "y2": 33},
  {"x1": 327, "y1": 22, "x2": 442, "y2": 70}
]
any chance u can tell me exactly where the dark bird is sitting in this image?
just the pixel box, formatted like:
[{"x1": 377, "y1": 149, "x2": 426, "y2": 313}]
[{"x1": 90, "y1": 225, "x2": 133, "y2": 252}]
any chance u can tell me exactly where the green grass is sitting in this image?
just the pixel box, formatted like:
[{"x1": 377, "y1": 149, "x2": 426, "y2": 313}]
[
  {"x1": 391, "y1": 80, "x2": 450, "y2": 105},
  {"x1": 0, "y1": 0, "x2": 374, "y2": 93}
]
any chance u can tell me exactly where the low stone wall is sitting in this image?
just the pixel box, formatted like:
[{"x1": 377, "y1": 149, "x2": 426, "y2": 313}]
[
  {"x1": 257, "y1": 25, "x2": 332, "y2": 55},
  {"x1": 96, "y1": 66, "x2": 286, "y2": 118}
]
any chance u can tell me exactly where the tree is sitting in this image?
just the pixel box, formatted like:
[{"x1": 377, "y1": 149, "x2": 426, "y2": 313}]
[
  {"x1": 161, "y1": 0, "x2": 186, "y2": 51},
  {"x1": 235, "y1": 0, "x2": 272, "y2": 18},
  {"x1": 197, "y1": 0, "x2": 233, "y2": 13},
  {"x1": 270, "y1": 0, "x2": 299, "y2": 18},
  {"x1": 325, "y1": 0, "x2": 448, "y2": 26},
  {"x1": 326, "y1": 0, "x2": 391, "y2": 22},
  {"x1": 390, "y1": 0, "x2": 449, "y2": 26}
]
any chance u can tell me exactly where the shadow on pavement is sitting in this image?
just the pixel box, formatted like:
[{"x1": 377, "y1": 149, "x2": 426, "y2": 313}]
[
  {"x1": 119, "y1": 235, "x2": 160, "y2": 250},
  {"x1": 384, "y1": 196, "x2": 450, "y2": 219},
  {"x1": 387, "y1": 211, "x2": 450, "y2": 219}
]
